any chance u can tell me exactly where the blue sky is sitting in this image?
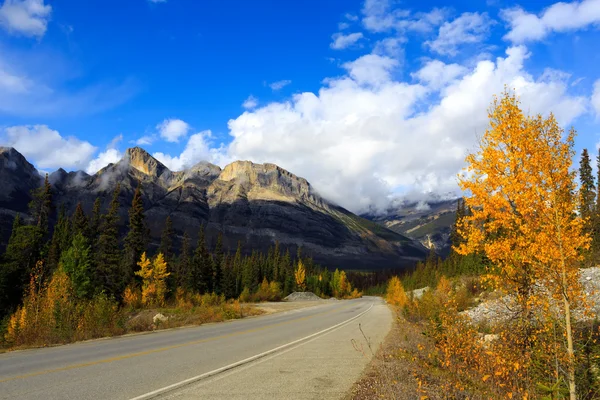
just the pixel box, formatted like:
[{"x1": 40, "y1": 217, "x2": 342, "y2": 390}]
[{"x1": 0, "y1": 0, "x2": 600, "y2": 212}]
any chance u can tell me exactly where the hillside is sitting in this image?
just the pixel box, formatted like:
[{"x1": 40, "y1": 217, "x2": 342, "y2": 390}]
[
  {"x1": 0, "y1": 147, "x2": 427, "y2": 270},
  {"x1": 363, "y1": 199, "x2": 458, "y2": 256}
]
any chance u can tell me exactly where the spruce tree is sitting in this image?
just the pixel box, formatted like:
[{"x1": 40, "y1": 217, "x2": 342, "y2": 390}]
[
  {"x1": 60, "y1": 233, "x2": 92, "y2": 299},
  {"x1": 72, "y1": 202, "x2": 89, "y2": 238},
  {"x1": 123, "y1": 186, "x2": 148, "y2": 284},
  {"x1": 29, "y1": 173, "x2": 53, "y2": 236},
  {"x1": 97, "y1": 184, "x2": 123, "y2": 297},
  {"x1": 89, "y1": 198, "x2": 102, "y2": 243},
  {"x1": 192, "y1": 224, "x2": 211, "y2": 293},
  {"x1": 233, "y1": 241, "x2": 243, "y2": 296},
  {"x1": 177, "y1": 231, "x2": 192, "y2": 289},
  {"x1": 221, "y1": 254, "x2": 236, "y2": 299},
  {"x1": 159, "y1": 215, "x2": 174, "y2": 264},
  {"x1": 47, "y1": 205, "x2": 72, "y2": 272},
  {"x1": 213, "y1": 232, "x2": 224, "y2": 294}
]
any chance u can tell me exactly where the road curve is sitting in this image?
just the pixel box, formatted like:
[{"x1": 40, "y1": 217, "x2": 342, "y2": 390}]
[{"x1": 0, "y1": 297, "x2": 392, "y2": 400}]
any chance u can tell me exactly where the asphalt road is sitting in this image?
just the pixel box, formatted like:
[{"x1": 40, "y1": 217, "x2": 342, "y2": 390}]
[{"x1": 0, "y1": 297, "x2": 392, "y2": 400}]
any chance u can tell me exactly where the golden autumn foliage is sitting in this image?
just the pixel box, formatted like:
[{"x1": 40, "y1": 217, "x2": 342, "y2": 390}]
[
  {"x1": 5, "y1": 261, "x2": 124, "y2": 347},
  {"x1": 135, "y1": 252, "x2": 170, "y2": 307},
  {"x1": 294, "y1": 260, "x2": 306, "y2": 291},
  {"x1": 453, "y1": 91, "x2": 591, "y2": 398},
  {"x1": 386, "y1": 276, "x2": 408, "y2": 307}
]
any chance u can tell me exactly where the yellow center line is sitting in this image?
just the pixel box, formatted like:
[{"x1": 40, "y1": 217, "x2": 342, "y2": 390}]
[{"x1": 0, "y1": 302, "x2": 359, "y2": 384}]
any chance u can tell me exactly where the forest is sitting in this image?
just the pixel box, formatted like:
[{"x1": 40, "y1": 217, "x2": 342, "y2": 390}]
[{"x1": 0, "y1": 180, "x2": 359, "y2": 348}]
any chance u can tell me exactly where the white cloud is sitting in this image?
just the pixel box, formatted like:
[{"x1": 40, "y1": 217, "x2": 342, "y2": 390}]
[
  {"x1": 0, "y1": 0, "x2": 51, "y2": 38},
  {"x1": 330, "y1": 32, "x2": 364, "y2": 49},
  {"x1": 86, "y1": 149, "x2": 122, "y2": 174},
  {"x1": 1, "y1": 125, "x2": 96, "y2": 170},
  {"x1": 345, "y1": 13, "x2": 359, "y2": 21},
  {"x1": 373, "y1": 37, "x2": 405, "y2": 59},
  {"x1": 338, "y1": 22, "x2": 350, "y2": 30},
  {"x1": 148, "y1": 0, "x2": 167, "y2": 3},
  {"x1": 242, "y1": 95, "x2": 258, "y2": 110},
  {"x1": 224, "y1": 46, "x2": 587, "y2": 213},
  {"x1": 153, "y1": 131, "x2": 214, "y2": 171},
  {"x1": 593, "y1": 79, "x2": 600, "y2": 115},
  {"x1": 157, "y1": 118, "x2": 190, "y2": 142},
  {"x1": 412, "y1": 60, "x2": 467, "y2": 90},
  {"x1": 502, "y1": 0, "x2": 600, "y2": 43},
  {"x1": 426, "y1": 12, "x2": 494, "y2": 56},
  {"x1": 269, "y1": 80, "x2": 292, "y2": 91},
  {"x1": 342, "y1": 54, "x2": 399, "y2": 86},
  {"x1": 361, "y1": 0, "x2": 448, "y2": 33},
  {"x1": 135, "y1": 135, "x2": 156, "y2": 146}
]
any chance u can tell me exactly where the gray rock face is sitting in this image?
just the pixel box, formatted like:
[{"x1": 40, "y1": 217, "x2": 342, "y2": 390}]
[{"x1": 0, "y1": 147, "x2": 427, "y2": 269}]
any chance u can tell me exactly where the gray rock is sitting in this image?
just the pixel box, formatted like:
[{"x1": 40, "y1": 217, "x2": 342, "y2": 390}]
[{"x1": 153, "y1": 313, "x2": 168, "y2": 323}]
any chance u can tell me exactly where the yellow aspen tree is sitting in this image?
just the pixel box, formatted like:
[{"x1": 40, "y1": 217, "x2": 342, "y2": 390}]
[
  {"x1": 152, "y1": 253, "x2": 170, "y2": 307},
  {"x1": 294, "y1": 260, "x2": 306, "y2": 291},
  {"x1": 457, "y1": 91, "x2": 589, "y2": 399},
  {"x1": 135, "y1": 252, "x2": 154, "y2": 306},
  {"x1": 386, "y1": 276, "x2": 408, "y2": 307}
]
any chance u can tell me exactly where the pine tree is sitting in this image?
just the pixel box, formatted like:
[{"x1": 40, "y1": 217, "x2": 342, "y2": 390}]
[
  {"x1": 97, "y1": 184, "x2": 122, "y2": 297},
  {"x1": 213, "y1": 232, "x2": 224, "y2": 294},
  {"x1": 177, "y1": 231, "x2": 192, "y2": 289},
  {"x1": 89, "y1": 198, "x2": 102, "y2": 243},
  {"x1": 72, "y1": 202, "x2": 89, "y2": 238},
  {"x1": 47, "y1": 205, "x2": 72, "y2": 273},
  {"x1": 221, "y1": 254, "x2": 236, "y2": 299},
  {"x1": 123, "y1": 185, "x2": 148, "y2": 284},
  {"x1": 29, "y1": 173, "x2": 53, "y2": 236},
  {"x1": 159, "y1": 215, "x2": 174, "y2": 264},
  {"x1": 233, "y1": 241, "x2": 243, "y2": 296},
  {"x1": 192, "y1": 224, "x2": 211, "y2": 293}
]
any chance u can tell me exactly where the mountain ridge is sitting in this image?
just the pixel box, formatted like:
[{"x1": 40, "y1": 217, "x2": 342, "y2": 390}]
[{"x1": 0, "y1": 146, "x2": 427, "y2": 269}]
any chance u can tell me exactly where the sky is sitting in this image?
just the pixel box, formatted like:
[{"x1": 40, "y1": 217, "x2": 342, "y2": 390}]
[{"x1": 0, "y1": 0, "x2": 599, "y2": 213}]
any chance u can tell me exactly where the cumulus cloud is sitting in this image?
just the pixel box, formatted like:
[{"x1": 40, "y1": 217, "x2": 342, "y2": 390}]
[
  {"x1": 86, "y1": 148, "x2": 122, "y2": 174},
  {"x1": 502, "y1": 0, "x2": 600, "y2": 43},
  {"x1": 593, "y1": 79, "x2": 600, "y2": 116},
  {"x1": 330, "y1": 32, "x2": 364, "y2": 49},
  {"x1": 1, "y1": 125, "x2": 96, "y2": 170},
  {"x1": 412, "y1": 60, "x2": 467, "y2": 90},
  {"x1": 269, "y1": 80, "x2": 292, "y2": 91},
  {"x1": 426, "y1": 12, "x2": 494, "y2": 56},
  {"x1": 242, "y1": 95, "x2": 258, "y2": 109},
  {"x1": 0, "y1": 0, "x2": 51, "y2": 38},
  {"x1": 223, "y1": 45, "x2": 587, "y2": 213},
  {"x1": 157, "y1": 118, "x2": 190, "y2": 142},
  {"x1": 135, "y1": 135, "x2": 156, "y2": 146},
  {"x1": 153, "y1": 131, "x2": 214, "y2": 171},
  {"x1": 361, "y1": 0, "x2": 448, "y2": 33}
]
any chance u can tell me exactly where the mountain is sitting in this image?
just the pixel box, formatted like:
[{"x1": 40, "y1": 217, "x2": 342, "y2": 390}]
[
  {"x1": 363, "y1": 199, "x2": 459, "y2": 256},
  {"x1": 0, "y1": 147, "x2": 427, "y2": 270}
]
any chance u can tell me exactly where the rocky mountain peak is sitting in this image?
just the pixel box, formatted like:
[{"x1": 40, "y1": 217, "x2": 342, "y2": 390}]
[
  {"x1": 0, "y1": 147, "x2": 37, "y2": 175},
  {"x1": 125, "y1": 147, "x2": 169, "y2": 177}
]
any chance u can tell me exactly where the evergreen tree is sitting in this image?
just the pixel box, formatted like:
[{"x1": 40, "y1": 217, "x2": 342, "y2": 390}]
[
  {"x1": 221, "y1": 254, "x2": 236, "y2": 299},
  {"x1": 192, "y1": 224, "x2": 211, "y2": 293},
  {"x1": 0, "y1": 214, "x2": 43, "y2": 316},
  {"x1": 47, "y1": 205, "x2": 72, "y2": 273},
  {"x1": 594, "y1": 149, "x2": 600, "y2": 261},
  {"x1": 159, "y1": 215, "x2": 174, "y2": 264},
  {"x1": 123, "y1": 186, "x2": 148, "y2": 284},
  {"x1": 60, "y1": 233, "x2": 92, "y2": 299},
  {"x1": 233, "y1": 241, "x2": 243, "y2": 296},
  {"x1": 213, "y1": 232, "x2": 224, "y2": 294},
  {"x1": 89, "y1": 198, "x2": 102, "y2": 243},
  {"x1": 72, "y1": 202, "x2": 89, "y2": 238},
  {"x1": 97, "y1": 184, "x2": 122, "y2": 297},
  {"x1": 29, "y1": 173, "x2": 53, "y2": 236},
  {"x1": 579, "y1": 149, "x2": 596, "y2": 265},
  {"x1": 177, "y1": 231, "x2": 192, "y2": 289}
]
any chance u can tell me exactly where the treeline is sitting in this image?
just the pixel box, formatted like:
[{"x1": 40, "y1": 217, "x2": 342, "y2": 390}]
[{"x1": 0, "y1": 179, "x2": 358, "y2": 320}]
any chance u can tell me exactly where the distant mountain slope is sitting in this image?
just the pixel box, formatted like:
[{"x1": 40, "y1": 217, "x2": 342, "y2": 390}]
[
  {"x1": 363, "y1": 199, "x2": 458, "y2": 256},
  {"x1": 0, "y1": 147, "x2": 427, "y2": 270}
]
